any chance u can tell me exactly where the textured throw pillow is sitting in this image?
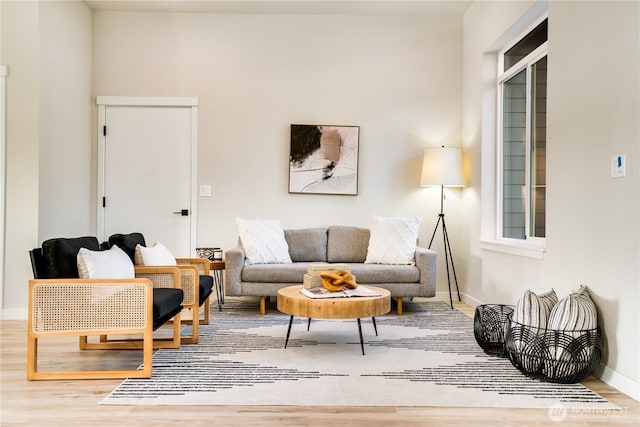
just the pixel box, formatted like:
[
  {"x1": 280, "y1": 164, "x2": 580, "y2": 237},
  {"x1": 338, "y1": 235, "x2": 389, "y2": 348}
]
[
  {"x1": 545, "y1": 286, "x2": 598, "y2": 379},
  {"x1": 236, "y1": 218, "x2": 292, "y2": 265},
  {"x1": 134, "y1": 242, "x2": 177, "y2": 266},
  {"x1": 77, "y1": 245, "x2": 135, "y2": 279},
  {"x1": 548, "y1": 285, "x2": 597, "y2": 331},
  {"x1": 365, "y1": 216, "x2": 420, "y2": 265},
  {"x1": 510, "y1": 289, "x2": 558, "y2": 372},
  {"x1": 512, "y1": 289, "x2": 558, "y2": 329}
]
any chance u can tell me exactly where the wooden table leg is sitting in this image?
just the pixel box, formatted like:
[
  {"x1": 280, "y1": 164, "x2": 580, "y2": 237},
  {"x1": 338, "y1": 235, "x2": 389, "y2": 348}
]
[
  {"x1": 284, "y1": 315, "x2": 294, "y2": 349},
  {"x1": 357, "y1": 318, "x2": 365, "y2": 355}
]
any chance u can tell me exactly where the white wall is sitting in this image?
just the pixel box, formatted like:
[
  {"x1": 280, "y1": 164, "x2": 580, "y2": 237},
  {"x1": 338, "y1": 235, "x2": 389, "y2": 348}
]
[
  {"x1": 0, "y1": 0, "x2": 41, "y2": 315},
  {"x1": 39, "y1": 1, "x2": 93, "y2": 241},
  {"x1": 0, "y1": 0, "x2": 92, "y2": 316},
  {"x1": 462, "y1": 0, "x2": 639, "y2": 399},
  {"x1": 545, "y1": 0, "x2": 639, "y2": 398},
  {"x1": 92, "y1": 10, "x2": 464, "y2": 299}
]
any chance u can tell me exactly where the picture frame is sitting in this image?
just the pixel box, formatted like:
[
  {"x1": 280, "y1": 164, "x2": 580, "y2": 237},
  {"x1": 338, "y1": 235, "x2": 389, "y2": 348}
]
[{"x1": 288, "y1": 124, "x2": 359, "y2": 195}]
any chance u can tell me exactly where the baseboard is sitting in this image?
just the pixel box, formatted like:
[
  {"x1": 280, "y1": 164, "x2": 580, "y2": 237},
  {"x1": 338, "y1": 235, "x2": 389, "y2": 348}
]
[
  {"x1": 430, "y1": 291, "x2": 483, "y2": 306},
  {"x1": 595, "y1": 363, "x2": 640, "y2": 402},
  {"x1": 460, "y1": 293, "x2": 483, "y2": 307},
  {"x1": 1, "y1": 308, "x2": 27, "y2": 320}
]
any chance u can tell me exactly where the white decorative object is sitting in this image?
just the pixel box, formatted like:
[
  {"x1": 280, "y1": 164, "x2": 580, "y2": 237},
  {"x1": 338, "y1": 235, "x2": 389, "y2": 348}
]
[
  {"x1": 236, "y1": 218, "x2": 292, "y2": 265},
  {"x1": 77, "y1": 245, "x2": 135, "y2": 279},
  {"x1": 365, "y1": 215, "x2": 420, "y2": 265},
  {"x1": 134, "y1": 242, "x2": 177, "y2": 266}
]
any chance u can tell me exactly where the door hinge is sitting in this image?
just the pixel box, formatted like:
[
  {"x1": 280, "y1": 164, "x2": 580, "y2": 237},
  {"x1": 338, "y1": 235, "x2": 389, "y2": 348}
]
[
  {"x1": 102, "y1": 197, "x2": 106, "y2": 208},
  {"x1": 103, "y1": 126, "x2": 107, "y2": 136}
]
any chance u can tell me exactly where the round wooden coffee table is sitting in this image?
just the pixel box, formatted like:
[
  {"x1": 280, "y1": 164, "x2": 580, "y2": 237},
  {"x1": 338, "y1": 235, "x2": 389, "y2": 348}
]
[{"x1": 277, "y1": 285, "x2": 391, "y2": 355}]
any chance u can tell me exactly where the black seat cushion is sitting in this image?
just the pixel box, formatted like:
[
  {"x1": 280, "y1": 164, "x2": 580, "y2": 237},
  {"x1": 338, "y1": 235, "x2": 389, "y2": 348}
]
[
  {"x1": 108, "y1": 233, "x2": 146, "y2": 263},
  {"x1": 199, "y1": 275, "x2": 214, "y2": 306},
  {"x1": 152, "y1": 288, "x2": 184, "y2": 330},
  {"x1": 42, "y1": 236, "x2": 101, "y2": 279}
]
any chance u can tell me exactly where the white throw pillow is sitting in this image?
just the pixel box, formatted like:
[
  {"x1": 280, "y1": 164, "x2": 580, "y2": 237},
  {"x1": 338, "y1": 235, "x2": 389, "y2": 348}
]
[
  {"x1": 365, "y1": 215, "x2": 420, "y2": 265},
  {"x1": 77, "y1": 245, "x2": 135, "y2": 279},
  {"x1": 236, "y1": 218, "x2": 292, "y2": 265},
  {"x1": 134, "y1": 242, "x2": 177, "y2": 266}
]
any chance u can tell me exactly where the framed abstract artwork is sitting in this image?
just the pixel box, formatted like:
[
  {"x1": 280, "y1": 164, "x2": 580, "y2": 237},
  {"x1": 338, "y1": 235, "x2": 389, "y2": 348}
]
[{"x1": 288, "y1": 124, "x2": 360, "y2": 195}]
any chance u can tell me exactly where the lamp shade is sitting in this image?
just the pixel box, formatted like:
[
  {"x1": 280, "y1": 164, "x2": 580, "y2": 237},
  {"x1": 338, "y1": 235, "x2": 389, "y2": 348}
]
[{"x1": 420, "y1": 146, "x2": 464, "y2": 187}]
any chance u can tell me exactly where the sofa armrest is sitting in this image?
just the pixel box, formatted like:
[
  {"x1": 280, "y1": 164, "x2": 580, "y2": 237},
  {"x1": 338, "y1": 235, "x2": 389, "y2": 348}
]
[
  {"x1": 224, "y1": 246, "x2": 246, "y2": 296},
  {"x1": 415, "y1": 246, "x2": 437, "y2": 297}
]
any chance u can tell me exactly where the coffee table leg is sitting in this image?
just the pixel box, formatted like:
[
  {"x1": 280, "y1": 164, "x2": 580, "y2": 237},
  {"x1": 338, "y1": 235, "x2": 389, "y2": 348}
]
[
  {"x1": 372, "y1": 317, "x2": 378, "y2": 336},
  {"x1": 357, "y1": 318, "x2": 365, "y2": 355},
  {"x1": 284, "y1": 315, "x2": 294, "y2": 349}
]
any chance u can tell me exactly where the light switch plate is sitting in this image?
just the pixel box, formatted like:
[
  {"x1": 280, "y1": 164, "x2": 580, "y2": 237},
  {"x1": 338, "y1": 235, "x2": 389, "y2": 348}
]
[
  {"x1": 611, "y1": 155, "x2": 626, "y2": 178},
  {"x1": 199, "y1": 185, "x2": 212, "y2": 197}
]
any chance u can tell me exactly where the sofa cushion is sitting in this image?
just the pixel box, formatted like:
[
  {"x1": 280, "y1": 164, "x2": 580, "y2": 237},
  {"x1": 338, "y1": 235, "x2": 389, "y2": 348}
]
[
  {"x1": 42, "y1": 236, "x2": 101, "y2": 279},
  {"x1": 284, "y1": 228, "x2": 328, "y2": 262},
  {"x1": 152, "y1": 288, "x2": 184, "y2": 330},
  {"x1": 349, "y1": 263, "x2": 419, "y2": 284},
  {"x1": 365, "y1": 216, "x2": 420, "y2": 265},
  {"x1": 77, "y1": 245, "x2": 135, "y2": 279},
  {"x1": 327, "y1": 226, "x2": 370, "y2": 263},
  {"x1": 242, "y1": 263, "x2": 312, "y2": 283},
  {"x1": 236, "y1": 218, "x2": 292, "y2": 264},
  {"x1": 134, "y1": 242, "x2": 177, "y2": 266},
  {"x1": 199, "y1": 275, "x2": 214, "y2": 306}
]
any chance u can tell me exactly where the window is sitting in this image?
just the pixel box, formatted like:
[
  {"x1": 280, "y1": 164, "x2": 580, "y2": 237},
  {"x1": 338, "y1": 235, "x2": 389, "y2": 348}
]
[{"x1": 498, "y1": 18, "x2": 547, "y2": 241}]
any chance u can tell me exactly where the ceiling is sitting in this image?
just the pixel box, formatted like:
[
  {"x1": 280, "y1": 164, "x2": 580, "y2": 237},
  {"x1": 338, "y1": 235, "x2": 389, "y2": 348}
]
[{"x1": 84, "y1": 0, "x2": 472, "y2": 16}]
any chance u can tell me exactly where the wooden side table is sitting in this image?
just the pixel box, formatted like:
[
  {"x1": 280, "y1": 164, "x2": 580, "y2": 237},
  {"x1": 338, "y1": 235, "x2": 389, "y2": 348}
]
[
  {"x1": 277, "y1": 285, "x2": 391, "y2": 355},
  {"x1": 209, "y1": 260, "x2": 225, "y2": 311}
]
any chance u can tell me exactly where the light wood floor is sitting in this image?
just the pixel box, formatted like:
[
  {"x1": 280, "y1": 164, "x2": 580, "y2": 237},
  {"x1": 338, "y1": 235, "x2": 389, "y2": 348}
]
[{"x1": 2, "y1": 301, "x2": 638, "y2": 426}]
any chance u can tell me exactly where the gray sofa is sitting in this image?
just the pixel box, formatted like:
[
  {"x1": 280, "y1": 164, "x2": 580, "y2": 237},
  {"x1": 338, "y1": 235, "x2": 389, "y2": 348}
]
[{"x1": 224, "y1": 226, "x2": 437, "y2": 314}]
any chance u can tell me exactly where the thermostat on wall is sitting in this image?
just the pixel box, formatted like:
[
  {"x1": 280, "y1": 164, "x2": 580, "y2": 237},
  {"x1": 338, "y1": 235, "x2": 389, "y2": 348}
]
[{"x1": 611, "y1": 154, "x2": 626, "y2": 178}]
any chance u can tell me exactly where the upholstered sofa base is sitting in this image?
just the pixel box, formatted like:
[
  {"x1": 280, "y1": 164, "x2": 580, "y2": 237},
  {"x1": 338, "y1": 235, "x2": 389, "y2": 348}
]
[{"x1": 225, "y1": 226, "x2": 437, "y2": 315}]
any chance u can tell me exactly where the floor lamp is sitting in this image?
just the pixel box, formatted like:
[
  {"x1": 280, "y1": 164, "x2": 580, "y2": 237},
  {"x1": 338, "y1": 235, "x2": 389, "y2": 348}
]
[{"x1": 420, "y1": 146, "x2": 464, "y2": 309}]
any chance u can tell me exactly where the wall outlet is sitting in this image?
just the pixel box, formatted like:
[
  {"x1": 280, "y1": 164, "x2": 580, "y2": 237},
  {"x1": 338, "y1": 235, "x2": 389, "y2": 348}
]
[{"x1": 611, "y1": 154, "x2": 626, "y2": 178}]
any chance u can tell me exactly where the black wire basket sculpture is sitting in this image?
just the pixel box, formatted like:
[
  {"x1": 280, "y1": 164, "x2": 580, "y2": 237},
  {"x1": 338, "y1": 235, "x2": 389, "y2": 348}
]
[
  {"x1": 505, "y1": 317, "x2": 603, "y2": 384},
  {"x1": 473, "y1": 304, "x2": 514, "y2": 357}
]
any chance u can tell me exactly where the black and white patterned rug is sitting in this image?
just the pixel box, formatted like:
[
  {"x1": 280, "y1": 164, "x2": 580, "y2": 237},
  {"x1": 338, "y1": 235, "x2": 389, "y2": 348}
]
[{"x1": 101, "y1": 299, "x2": 616, "y2": 409}]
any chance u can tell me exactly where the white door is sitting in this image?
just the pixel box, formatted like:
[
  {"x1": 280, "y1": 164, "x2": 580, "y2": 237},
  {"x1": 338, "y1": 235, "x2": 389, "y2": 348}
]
[{"x1": 97, "y1": 98, "x2": 198, "y2": 257}]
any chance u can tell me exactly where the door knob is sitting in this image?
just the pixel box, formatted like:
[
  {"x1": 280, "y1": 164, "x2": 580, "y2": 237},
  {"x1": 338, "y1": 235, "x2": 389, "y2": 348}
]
[{"x1": 173, "y1": 209, "x2": 189, "y2": 216}]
